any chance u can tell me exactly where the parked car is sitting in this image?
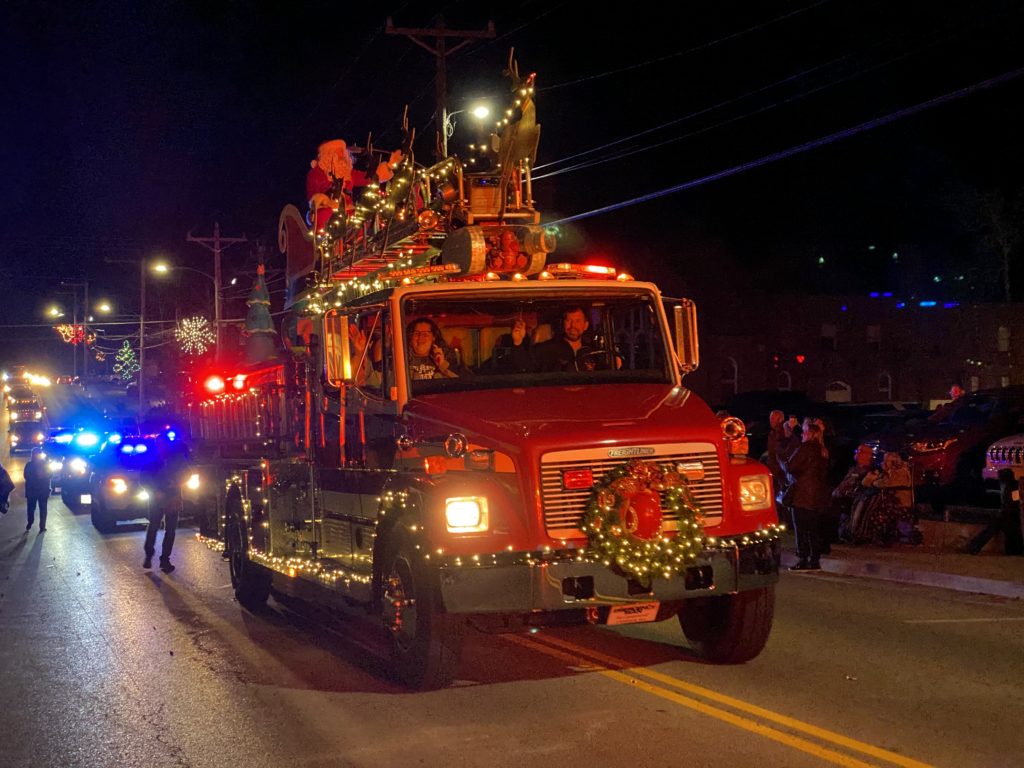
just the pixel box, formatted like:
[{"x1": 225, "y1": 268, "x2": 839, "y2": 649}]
[
  {"x1": 865, "y1": 386, "x2": 1024, "y2": 503},
  {"x1": 57, "y1": 430, "x2": 106, "y2": 508},
  {"x1": 982, "y1": 433, "x2": 1024, "y2": 498}
]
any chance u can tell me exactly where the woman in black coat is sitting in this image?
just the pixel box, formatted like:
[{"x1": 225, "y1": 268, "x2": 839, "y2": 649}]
[{"x1": 780, "y1": 422, "x2": 832, "y2": 570}]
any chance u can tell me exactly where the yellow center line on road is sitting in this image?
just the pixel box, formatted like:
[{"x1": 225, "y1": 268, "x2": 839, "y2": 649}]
[{"x1": 507, "y1": 634, "x2": 934, "y2": 768}]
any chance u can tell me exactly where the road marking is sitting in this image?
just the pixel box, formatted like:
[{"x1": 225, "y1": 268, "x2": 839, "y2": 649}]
[
  {"x1": 903, "y1": 617, "x2": 1024, "y2": 624},
  {"x1": 507, "y1": 633, "x2": 934, "y2": 768}
]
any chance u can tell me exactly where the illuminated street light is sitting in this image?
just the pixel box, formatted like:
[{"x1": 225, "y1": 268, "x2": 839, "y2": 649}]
[
  {"x1": 47, "y1": 306, "x2": 64, "y2": 318},
  {"x1": 152, "y1": 262, "x2": 170, "y2": 274},
  {"x1": 96, "y1": 301, "x2": 113, "y2": 313},
  {"x1": 442, "y1": 102, "x2": 491, "y2": 158}
]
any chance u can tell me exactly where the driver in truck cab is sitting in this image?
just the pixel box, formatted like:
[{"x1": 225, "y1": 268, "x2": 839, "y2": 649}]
[{"x1": 532, "y1": 305, "x2": 620, "y2": 372}]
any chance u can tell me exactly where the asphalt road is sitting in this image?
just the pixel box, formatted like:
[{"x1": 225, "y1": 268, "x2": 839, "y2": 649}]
[{"x1": 1, "y1": 413, "x2": 1022, "y2": 767}]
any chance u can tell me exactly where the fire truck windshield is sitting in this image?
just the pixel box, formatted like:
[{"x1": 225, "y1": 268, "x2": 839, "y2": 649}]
[{"x1": 400, "y1": 292, "x2": 673, "y2": 395}]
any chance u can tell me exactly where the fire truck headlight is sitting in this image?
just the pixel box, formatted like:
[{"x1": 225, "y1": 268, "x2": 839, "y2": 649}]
[
  {"x1": 48, "y1": 460, "x2": 63, "y2": 473},
  {"x1": 110, "y1": 477, "x2": 129, "y2": 495},
  {"x1": 739, "y1": 475, "x2": 772, "y2": 512},
  {"x1": 184, "y1": 473, "x2": 201, "y2": 491},
  {"x1": 136, "y1": 489, "x2": 150, "y2": 502},
  {"x1": 69, "y1": 458, "x2": 88, "y2": 475},
  {"x1": 445, "y1": 497, "x2": 489, "y2": 533}
]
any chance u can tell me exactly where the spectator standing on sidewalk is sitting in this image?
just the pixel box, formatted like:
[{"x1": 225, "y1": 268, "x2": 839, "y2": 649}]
[
  {"x1": 23, "y1": 447, "x2": 51, "y2": 532},
  {"x1": 781, "y1": 422, "x2": 831, "y2": 571},
  {"x1": 764, "y1": 410, "x2": 788, "y2": 489}
]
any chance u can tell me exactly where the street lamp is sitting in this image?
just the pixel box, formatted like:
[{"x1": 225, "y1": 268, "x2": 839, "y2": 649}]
[
  {"x1": 441, "y1": 103, "x2": 491, "y2": 158},
  {"x1": 96, "y1": 301, "x2": 113, "y2": 314},
  {"x1": 47, "y1": 306, "x2": 64, "y2": 318}
]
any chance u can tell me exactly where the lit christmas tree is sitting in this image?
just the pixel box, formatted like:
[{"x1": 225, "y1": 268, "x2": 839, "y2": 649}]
[
  {"x1": 175, "y1": 316, "x2": 216, "y2": 356},
  {"x1": 113, "y1": 341, "x2": 140, "y2": 383},
  {"x1": 244, "y1": 264, "x2": 277, "y2": 363}
]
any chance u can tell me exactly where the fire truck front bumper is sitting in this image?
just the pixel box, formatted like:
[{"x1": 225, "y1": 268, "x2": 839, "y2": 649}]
[{"x1": 436, "y1": 535, "x2": 781, "y2": 615}]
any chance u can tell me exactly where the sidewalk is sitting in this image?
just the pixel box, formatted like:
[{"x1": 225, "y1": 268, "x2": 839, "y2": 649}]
[{"x1": 780, "y1": 533, "x2": 1024, "y2": 600}]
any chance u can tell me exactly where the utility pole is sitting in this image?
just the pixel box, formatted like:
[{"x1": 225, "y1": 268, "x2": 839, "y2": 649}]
[
  {"x1": 186, "y1": 223, "x2": 247, "y2": 363},
  {"x1": 61, "y1": 280, "x2": 89, "y2": 381},
  {"x1": 139, "y1": 261, "x2": 146, "y2": 412},
  {"x1": 385, "y1": 16, "x2": 495, "y2": 160}
]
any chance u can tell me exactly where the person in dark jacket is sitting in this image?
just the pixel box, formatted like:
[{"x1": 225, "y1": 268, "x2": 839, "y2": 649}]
[
  {"x1": 0, "y1": 461, "x2": 15, "y2": 514},
  {"x1": 23, "y1": 447, "x2": 52, "y2": 532},
  {"x1": 780, "y1": 422, "x2": 831, "y2": 570},
  {"x1": 142, "y1": 437, "x2": 192, "y2": 573},
  {"x1": 487, "y1": 317, "x2": 533, "y2": 374}
]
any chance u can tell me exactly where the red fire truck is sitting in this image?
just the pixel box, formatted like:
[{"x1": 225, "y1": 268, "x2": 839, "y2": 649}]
[{"x1": 192, "y1": 59, "x2": 781, "y2": 689}]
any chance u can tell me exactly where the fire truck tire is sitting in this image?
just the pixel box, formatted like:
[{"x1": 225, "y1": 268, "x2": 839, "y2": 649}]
[
  {"x1": 381, "y1": 534, "x2": 463, "y2": 690},
  {"x1": 226, "y1": 491, "x2": 271, "y2": 611},
  {"x1": 678, "y1": 585, "x2": 775, "y2": 664}
]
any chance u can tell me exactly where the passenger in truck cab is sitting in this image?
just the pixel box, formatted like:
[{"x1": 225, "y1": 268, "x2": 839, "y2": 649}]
[
  {"x1": 405, "y1": 317, "x2": 465, "y2": 380},
  {"x1": 349, "y1": 316, "x2": 385, "y2": 389}
]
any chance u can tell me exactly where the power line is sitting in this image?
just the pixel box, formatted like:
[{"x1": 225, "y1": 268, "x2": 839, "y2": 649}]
[
  {"x1": 546, "y1": 64, "x2": 1024, "y2": 227},
  {"x1": 540, "y1": 0, "x2": 835, "y2": 92}
]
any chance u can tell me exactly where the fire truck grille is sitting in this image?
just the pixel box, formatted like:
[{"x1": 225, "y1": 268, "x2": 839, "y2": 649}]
[{"x1": 541, "y1": 447, "x2": 724, "y2": 539}]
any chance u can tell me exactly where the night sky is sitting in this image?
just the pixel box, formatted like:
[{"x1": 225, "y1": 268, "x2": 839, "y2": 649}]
[{"x1": 3, "y1": 0, "x2": 1024, "y2": 367}]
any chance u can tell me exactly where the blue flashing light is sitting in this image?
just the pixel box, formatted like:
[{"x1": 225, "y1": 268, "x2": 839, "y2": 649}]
[
  {"x1": 166, "y1": 430, "x2": 176, "y2": 442},
  {"x1": 919, "y1": 300, "x2": 937, "y2": 307},
  {"x1": 55, "y1": 433, "x2": 74, "y2": 444},
  {"x1": 135, "y1": 444, "x2": 148, "y2": 454},
  {"x1": 120, "y1": 445, "x2": 135, "y2": 455},
  {"x1": 108, "y1": 433, "x2": 122, "y2": 444},
  {"x1": 841, "y1": 305, "x2": 848, "y2": 312},
  {"x1": 882, "y1": 292, "x2": 893, "y2": 298},
  {"x1": 75, "y1": 432, "x2": 100, "y2": 448},
  {"x1": 869, "y1": 291, "x2": 880, "y2": 298},
  {"x1": 943, "y1": 302, "x2": 960, "y2": 309},
  {"x1": 896, "y1": 302, "x2": 906, "y2": 309}
]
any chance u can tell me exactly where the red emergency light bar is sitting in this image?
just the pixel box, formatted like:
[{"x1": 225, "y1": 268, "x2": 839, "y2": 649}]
[
  {"x1": 204, "y1": 375, "x2": 226, "y2": 394},
  {"x1": 547, "y1": 263, "x2": 618, "y2": 279}
]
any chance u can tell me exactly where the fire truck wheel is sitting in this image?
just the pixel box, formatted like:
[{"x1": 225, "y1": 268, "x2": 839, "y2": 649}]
[
  {"x1": 678, "y1": 585, "x2": 775, "y2": 664},
  {"x1": 381, "y1": 535, "x2": 463, "y2": 690},
  {"x1": 226, "y1": 491, "x2": 271, "y2": 611}
]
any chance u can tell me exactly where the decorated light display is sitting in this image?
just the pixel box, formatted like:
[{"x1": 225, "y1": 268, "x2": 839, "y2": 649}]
[
  {"x1": 113, "y1": 341, "x2": 140, "y2": 382},
  {"x1": 175, "y1": 316, "x2": 216, "y2": 356},
  {"x1": 55, "y1": 324, "x2": 86, "y2": 345},
  {"x1": 582, "y1": 459, "x2": 706, "y2": 583}
]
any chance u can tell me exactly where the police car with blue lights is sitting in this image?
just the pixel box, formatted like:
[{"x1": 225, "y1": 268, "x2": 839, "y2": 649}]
[
  {"x1": 51, "y1": 429, "x2": 106, "y2": 507},
  {"x1": 87, "y1": 430, "x2": 199, "y2": 532}
]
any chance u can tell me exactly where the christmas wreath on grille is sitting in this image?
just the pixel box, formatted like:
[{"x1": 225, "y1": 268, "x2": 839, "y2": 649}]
[{"x1": 582, "y1": 459, "x2": 706, "y2": 582}]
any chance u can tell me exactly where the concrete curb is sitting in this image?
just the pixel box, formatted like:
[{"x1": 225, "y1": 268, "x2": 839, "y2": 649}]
[{"x1": 781, "y1": 552, "x2": 1024, "y2": 600}]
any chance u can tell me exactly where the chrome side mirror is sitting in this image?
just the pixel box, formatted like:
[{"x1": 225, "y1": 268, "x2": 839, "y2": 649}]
[{"x1": 674, "y1": 300, "x2": 699, "y2": 374}]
